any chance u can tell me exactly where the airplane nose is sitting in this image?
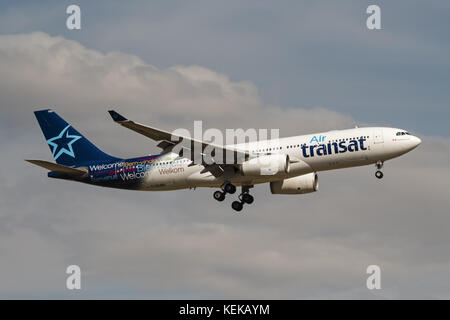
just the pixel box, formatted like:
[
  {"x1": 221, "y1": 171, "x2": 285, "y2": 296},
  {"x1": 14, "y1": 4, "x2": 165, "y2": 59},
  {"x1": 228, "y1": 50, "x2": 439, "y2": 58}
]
[{"x1": 411, "y1": 136, "x2": 421, "y2": 148}]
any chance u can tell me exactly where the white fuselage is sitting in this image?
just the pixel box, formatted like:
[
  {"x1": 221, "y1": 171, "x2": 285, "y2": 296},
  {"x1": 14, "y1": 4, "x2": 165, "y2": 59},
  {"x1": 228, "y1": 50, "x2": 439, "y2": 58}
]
[{"x1": 131, "y1": 127, "x2": 421, "y2": 191}]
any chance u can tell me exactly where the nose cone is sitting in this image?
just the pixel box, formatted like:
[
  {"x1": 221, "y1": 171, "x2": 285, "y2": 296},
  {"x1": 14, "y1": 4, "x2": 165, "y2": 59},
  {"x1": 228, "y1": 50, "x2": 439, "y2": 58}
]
[{"x1": 410, "y1": 136, "x2": 422, "y2": 149}]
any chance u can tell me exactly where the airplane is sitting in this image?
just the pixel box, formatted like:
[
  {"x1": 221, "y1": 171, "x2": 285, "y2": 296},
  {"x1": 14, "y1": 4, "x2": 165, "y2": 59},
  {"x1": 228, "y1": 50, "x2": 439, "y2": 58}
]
[{"x1": 26, "y1": 109, "x2": 421, "y2": 212}]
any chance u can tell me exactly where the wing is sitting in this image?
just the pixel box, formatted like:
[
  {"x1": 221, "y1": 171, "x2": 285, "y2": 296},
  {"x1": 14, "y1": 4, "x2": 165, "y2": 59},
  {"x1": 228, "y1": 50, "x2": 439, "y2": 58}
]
[{"x1": 108, "y1": 110, "x2": 249, "y2": 165}]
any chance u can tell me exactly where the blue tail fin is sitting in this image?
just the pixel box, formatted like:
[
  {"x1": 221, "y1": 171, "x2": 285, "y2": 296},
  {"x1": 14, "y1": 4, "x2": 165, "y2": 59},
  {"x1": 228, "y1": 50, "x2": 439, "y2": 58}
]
[{"x1": 34, "y1": 109, "x2": 120, "y2": 166}]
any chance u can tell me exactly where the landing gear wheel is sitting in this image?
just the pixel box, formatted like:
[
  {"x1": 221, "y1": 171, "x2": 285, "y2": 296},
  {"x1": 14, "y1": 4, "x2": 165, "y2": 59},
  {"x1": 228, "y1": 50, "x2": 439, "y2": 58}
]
[
  {"x1": 376, "y1": 160, "x2": 384, "y2": 170},
  {"x1": 224, "y1": 183, "x2": 236, "y2": 194},
  {"x1": 375, "y1": 170, "x2": 383, "y2": 179},
  {"x1": 231, "y1": 201, "x2": 243, "y2": 212},
  {"x1": 213, "y1": 190, "x2": 225, "y2": 201},
  {"x1": 242, "y1": 193, "x2": 254, "y2": 204}
]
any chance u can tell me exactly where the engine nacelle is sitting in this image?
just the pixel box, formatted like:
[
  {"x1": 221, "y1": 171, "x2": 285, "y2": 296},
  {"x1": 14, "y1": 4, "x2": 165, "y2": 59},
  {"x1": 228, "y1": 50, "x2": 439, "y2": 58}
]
[
  {"x1": 241, "y1": 154, "x2": 290, "y2": 176},
  {"x1": 270, "y1": 173, "x2": 318, "y2": 194}
]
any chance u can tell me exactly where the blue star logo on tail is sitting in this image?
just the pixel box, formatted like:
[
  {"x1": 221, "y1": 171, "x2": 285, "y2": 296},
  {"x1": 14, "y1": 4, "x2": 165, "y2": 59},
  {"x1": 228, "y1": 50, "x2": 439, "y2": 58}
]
[{"x1": 47, "y1": 125, "x2": 82, "y2": 161}]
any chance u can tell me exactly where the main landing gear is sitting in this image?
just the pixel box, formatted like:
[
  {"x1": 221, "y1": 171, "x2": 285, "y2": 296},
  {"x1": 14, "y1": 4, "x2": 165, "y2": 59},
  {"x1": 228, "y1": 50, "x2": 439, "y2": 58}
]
[
  {"x1": 213, "y1": 190, "x2": 226, "y2": 201},
  {"x1": 213, "y1": 182, "x2": 236, "y2": 202},
  {"x1": 213, "y1": 183, "x2": 254, "y2": 212},
  {"x1": 375, "y1": 160, "x2": 384, "y2": 179},
  {"x1": 232, "y1": 186, "x2": 254, "y2": 212}
]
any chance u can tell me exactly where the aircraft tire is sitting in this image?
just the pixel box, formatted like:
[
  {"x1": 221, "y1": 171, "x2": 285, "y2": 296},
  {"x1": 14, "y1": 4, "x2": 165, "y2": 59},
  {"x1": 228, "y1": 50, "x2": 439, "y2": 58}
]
[
  {"x1": 214, "y1": 190, "x2": 225, "y2": 201},
  {"x1": 242, "y1": 193, "x2": 254, "y2": 204},
  {"x1": 375, "y1": 170, "x2": 383, "y2": 179},
  {"x1": 224, "y1": 183, "x2": 236, "y2": 194},
  {"x1": 231, "y1": 201, "x2": 243, "y2": 212}
]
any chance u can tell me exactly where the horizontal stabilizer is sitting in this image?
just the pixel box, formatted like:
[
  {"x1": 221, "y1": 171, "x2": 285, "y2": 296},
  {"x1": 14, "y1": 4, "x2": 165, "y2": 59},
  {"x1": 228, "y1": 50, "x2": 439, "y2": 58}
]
[{"x1": 25, "y1": 159, "x2": 88, "y2": 177}]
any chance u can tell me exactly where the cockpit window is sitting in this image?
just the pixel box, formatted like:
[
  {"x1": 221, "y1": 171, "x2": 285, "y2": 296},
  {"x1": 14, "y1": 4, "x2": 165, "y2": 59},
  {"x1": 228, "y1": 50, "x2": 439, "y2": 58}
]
[{"x1": 396, "y1": 131, "x2": 410, "y2": 136}]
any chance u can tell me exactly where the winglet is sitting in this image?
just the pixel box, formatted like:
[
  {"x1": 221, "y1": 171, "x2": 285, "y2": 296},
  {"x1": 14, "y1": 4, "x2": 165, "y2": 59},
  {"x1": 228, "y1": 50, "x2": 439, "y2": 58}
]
[{"x1": 108, "y1": 110, "x2": 128, "y2": 122}]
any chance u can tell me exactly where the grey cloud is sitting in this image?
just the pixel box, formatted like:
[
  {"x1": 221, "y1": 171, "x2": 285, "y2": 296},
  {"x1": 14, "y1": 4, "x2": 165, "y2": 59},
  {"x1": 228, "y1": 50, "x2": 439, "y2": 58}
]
[
  {"x1": 0, "y1": 32, "x2": 355, "y2": 156},
  {"x1": 1, "y1": 1, "x2": 449, "y2": 136},
  {"x1": 0, "y1": 32, "x2": 449, "y2": 299}
]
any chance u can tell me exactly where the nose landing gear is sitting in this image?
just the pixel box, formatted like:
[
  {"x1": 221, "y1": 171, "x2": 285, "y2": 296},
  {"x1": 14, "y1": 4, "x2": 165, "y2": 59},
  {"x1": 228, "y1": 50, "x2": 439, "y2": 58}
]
[{"x1": 375, "y1": 160, "x2": 384, "y2": 179}]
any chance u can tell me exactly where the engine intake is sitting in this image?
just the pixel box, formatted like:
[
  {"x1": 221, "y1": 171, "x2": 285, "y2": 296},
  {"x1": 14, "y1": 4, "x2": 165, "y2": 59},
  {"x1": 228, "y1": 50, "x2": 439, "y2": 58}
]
[{"x1": 270, "y1": 173, "x2": 318, "y2": 194}]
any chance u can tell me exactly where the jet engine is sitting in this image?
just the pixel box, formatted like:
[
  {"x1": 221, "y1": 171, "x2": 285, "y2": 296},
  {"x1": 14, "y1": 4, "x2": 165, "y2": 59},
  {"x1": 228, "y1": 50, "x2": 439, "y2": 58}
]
[
  {"x1": 241, "y1": 154, "x2": 290, "y2": 176},
  {"x1": 270, "y1": 173, "x2": 318, "y2": 194}
]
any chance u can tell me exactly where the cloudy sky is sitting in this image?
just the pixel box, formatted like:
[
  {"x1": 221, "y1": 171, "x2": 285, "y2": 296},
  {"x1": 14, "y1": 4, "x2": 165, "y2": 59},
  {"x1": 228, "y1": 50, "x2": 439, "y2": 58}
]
[{"x1": 0, "y1": 1, "x2": 449, "y2": 299}]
